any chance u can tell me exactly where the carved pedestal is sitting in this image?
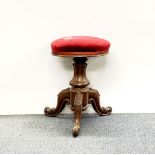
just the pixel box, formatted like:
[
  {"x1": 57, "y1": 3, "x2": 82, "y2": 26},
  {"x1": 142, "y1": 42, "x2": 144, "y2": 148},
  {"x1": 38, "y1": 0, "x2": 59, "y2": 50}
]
[{"x1": 44, "y1": 57, "x2": 112, "y2": 137}]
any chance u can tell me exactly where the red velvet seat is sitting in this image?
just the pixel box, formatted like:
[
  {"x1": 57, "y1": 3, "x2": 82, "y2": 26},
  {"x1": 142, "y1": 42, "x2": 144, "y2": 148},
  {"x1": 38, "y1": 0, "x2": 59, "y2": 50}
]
[{"x1": 51, "y1": 36, "x2": 110, "y2": 56}]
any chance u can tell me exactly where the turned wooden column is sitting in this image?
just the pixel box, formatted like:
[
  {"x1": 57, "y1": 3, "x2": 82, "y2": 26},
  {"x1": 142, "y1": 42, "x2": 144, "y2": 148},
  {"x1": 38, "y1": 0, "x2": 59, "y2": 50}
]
[
  {"x1": 69, "y1": 57, "x2": 89, "y2": 113},
  {"x1": 70, "y1": 57, "x2": 89, "y2": 87}
]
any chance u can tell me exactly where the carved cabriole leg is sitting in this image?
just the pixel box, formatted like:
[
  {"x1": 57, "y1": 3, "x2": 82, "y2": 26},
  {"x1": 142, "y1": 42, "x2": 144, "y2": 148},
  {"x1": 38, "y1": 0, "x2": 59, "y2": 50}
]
[
  {"x1": 44, "y1": 88, "x2": 70, "y2": 117},
  {"x1": 89, "y1": 88, "x2": 112, "y2": 116},
  {"x1": 72, "y1": 93, "x2": 83, "y2": 137}
]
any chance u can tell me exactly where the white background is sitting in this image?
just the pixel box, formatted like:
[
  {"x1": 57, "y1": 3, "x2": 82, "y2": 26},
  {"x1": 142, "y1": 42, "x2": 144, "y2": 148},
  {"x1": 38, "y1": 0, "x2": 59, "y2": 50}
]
[{"x1": 0, "y1": 0, "x2": 155, "y2": 114}]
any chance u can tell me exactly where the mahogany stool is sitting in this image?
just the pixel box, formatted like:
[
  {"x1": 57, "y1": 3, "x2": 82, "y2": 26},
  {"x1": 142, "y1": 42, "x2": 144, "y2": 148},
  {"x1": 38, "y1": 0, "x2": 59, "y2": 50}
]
[{"x1": 44, "y1": 36, "x2": 112, "y2": 137}]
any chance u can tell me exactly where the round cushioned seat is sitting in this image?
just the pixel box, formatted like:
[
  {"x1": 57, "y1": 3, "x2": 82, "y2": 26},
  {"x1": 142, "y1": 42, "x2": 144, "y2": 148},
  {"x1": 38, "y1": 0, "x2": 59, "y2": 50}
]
[{"x1": 51, "y1": 36, "x2": 110, "y2": 57}]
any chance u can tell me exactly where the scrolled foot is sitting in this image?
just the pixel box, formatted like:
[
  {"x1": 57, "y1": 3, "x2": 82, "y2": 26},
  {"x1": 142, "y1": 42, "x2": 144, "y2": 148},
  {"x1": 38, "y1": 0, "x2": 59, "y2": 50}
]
[
  {"x1": 105, "y1": 106, "x2": 112, "y2": 114},
  {"x1": 44, "y1": 107, "x2": 57, "y2": 117},
  {"x1": 72, "y1": 124, "x2": 80, "y2": 137},
  {"x1": 100, "y1": 106, "x2": 112, "y2": 116}
]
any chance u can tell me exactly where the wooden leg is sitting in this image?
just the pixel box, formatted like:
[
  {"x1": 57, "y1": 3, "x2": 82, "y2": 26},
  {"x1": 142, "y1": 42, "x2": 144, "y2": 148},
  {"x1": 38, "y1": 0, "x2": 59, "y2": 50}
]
[
  {"x1": 44, "y1": 88, "x2": 70, "y2": 117},
  {"x1": 72, "y1": 93, "x2": 83, "y2": 137},
  {"x1": 89, "y1": 88, "x2": 112, "y2": 116}
]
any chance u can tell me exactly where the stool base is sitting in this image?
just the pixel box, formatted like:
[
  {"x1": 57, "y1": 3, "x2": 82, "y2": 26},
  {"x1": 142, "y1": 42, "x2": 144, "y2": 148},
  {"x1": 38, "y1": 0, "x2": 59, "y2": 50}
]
[
  {"x1": 44, "y1": 57, "x2": 112, "y2": 137},
  {"x1": 44, "y1": 87, "x2": 112, "y2": 137}
]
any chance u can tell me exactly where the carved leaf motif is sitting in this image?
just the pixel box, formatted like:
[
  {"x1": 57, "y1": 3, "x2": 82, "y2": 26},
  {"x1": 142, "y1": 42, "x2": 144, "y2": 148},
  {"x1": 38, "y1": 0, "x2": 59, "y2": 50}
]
[{"x1": 74, "y1": 93, "x2": 83, "y2": 106}]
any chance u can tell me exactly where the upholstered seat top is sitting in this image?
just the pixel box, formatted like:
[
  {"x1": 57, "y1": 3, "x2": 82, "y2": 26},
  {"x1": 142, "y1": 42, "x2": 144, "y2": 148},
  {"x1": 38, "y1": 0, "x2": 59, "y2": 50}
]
[{"x1": 51, "y1": 36, "x2": 110, "y2": 57}]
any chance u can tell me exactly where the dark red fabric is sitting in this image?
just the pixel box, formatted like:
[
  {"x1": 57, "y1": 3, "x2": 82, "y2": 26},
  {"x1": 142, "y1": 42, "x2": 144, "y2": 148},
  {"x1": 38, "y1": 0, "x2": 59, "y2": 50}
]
[{"x1": 51, "y1": 36, "x2": 110, "y2": 56}]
